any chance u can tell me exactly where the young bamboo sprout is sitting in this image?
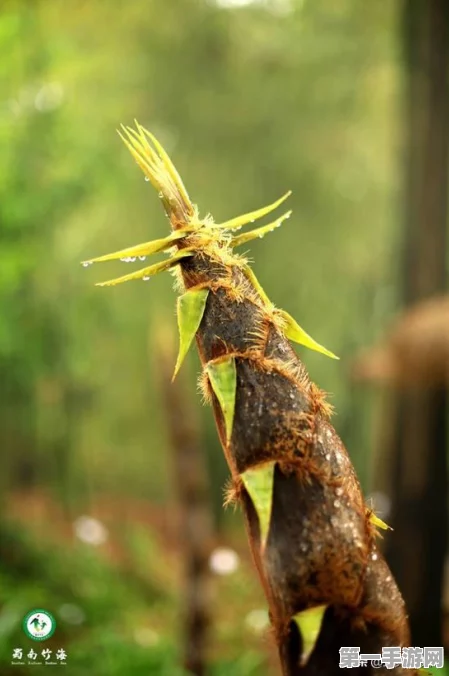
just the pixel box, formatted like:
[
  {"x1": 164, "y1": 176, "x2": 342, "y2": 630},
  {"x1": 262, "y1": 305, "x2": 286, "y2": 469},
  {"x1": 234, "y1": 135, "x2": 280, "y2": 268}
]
[{"x1": 84, "y1": 122, "x2": 414, "y2": 675}]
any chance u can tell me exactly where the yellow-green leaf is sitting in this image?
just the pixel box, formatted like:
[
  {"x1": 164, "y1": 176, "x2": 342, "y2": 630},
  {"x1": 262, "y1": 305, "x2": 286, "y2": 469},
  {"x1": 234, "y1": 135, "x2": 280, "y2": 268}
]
[
  {"x1": 206, "y1": 357, "x2": 237, "y2": 443},
  {"x1": 173, "y1": 288, "x2": 209, "y2": 379},
  {"x1": 95, "y1": 249, "x2": 193, "y2": 287},
  {"x1": 293, "y1": 605, "x2": 327, "y2": 666},
  {"x1": 231, "y1": 211, "x2": 292, "y2": 248},
  {"x1": 215, "y1": 191, "x2": 292, "y2": 231},
  {"x1": 136, "y1": 122, "x2": 192, "y2": 211},
  {"x1": 118, "y1": 126, "x2": 162, "y2": 192},
  {"x1": 118, "y1": 123, "x2": 194, "y2": 220},
  {"x1": 368, "y1": 511, "x2": 392, "y2": 531},
  {"x1": 240, "y1": 461, "x2": 276, "y2": 549},
  {"x1": 82, "y1": 230, "x2": 191, "y2": 266},
  {"x1": 278, "y1": 309, "x2": 339, "y2": 360}
]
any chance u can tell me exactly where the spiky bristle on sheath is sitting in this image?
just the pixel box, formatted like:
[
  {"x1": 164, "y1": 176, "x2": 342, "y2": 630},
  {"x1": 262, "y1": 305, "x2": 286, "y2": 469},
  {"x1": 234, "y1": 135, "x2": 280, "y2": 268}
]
[{"x1": 83, "y1": 121, "x2": 336, "y2": 366}]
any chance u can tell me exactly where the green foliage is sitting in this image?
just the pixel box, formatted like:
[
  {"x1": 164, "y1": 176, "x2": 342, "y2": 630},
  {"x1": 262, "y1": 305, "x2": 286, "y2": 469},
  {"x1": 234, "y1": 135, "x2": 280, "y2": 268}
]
[{"x1": 0, "y1": 519, "x2": 269, "y2": 675}]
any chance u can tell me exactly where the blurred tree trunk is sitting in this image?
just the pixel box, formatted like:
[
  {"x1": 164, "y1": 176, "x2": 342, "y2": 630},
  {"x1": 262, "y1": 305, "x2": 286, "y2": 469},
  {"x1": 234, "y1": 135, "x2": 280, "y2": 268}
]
[
  {"x1": 155, "y1": 333, "x2": 213, "y2": 676},
  {"x1": 386, "y1": 0, "x2": 449, "y2": 647}
]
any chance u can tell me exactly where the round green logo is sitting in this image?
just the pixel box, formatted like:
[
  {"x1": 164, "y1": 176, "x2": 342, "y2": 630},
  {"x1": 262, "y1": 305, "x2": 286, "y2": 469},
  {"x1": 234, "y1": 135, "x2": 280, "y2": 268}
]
[{"x1": 22, "y1": 609, "x2": 56, "y2": 641}]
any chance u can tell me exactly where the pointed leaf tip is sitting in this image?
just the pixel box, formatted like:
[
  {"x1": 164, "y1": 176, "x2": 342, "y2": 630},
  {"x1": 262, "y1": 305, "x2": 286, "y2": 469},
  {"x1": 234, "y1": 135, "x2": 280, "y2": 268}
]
[
  {"x1": 118, "y1": 122, "x2": 193, "y2": 220},
  {"x1": 84, "y1": 230, "x2": 188, "y2": 266},
  {"x1": 278, "y1": 309, "x2": 339, "y2": 360},
  {"x1": 95, "y1": 249, "x2": 193, "y2": 287},
  {"x1": 231, "y1": 211, "x2": 292, "y2": 248},
  {"x1": 368, "y1": 511, "x2": 392, "y2": 531},
  {"x1": 240, "y1": 462, "x2": 276, "y2": 549},
  {"x1": 136, "y1": 122, "x2": 192, "y2": 210},
  {"x1": 293, "y1": 605, "x2": 327, "y2": 666},
  {"x1": 206, "y1": 358, "x2": 237, "y2": 443},
  {"x1": 216, "y1": 191, "x2": 292, "y2": 231},
  {"x1": 173, "y1": 288, "x2": 209, "y2": 379}
]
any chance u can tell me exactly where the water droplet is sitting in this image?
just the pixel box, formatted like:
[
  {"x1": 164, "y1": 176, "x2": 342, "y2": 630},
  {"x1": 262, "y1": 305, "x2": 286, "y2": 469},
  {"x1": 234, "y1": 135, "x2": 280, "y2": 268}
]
[
  {"x1": 158, "y1": 192, "x2": 163, "y2": 199},
  {"x1": 334, "y1": 500, "x2": 340, "y2": 508},
  {"x1": 129, "y1": 256, "x2": 136, "y2": 262},
  {"x1": 289, "y1": 393, "x2": 295, "y2": 399},
  {"x1": 335, "y1": 487, "x2": 343, "y2": 496},
  {"x1": 82, "y1": 261, "x2": 91, "y2": 267},
  {"x1": 142, "y1": 276, "x2": 150, "y2": 281},
  {"x1": 139, "y1": 255, "x2": 146, "y2": 261},
  {"x1": 258, "y1": 234, "x2": 263, "y2": 239},
  {"x1": 335, "y1": 451, "x2": 344, "y2": 465},
  {"x1": 372, "y1": 552, "x2": 378, "y2": 561},
  {"x1": 144, "y1": 176, "x2": 150, "y2": 182},
  {"x1": 120, "y1": 257, "x2": 129, "y2": 262},
  {"x1": 325, "y1": 453, "x2": 331, "y2": 461}
]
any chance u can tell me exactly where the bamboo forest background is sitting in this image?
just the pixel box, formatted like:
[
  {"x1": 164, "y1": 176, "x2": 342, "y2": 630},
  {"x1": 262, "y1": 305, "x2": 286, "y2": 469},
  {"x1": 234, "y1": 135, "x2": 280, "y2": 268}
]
[{"x1": 0, "y1": 1, "x2": 447, "y2": 675}]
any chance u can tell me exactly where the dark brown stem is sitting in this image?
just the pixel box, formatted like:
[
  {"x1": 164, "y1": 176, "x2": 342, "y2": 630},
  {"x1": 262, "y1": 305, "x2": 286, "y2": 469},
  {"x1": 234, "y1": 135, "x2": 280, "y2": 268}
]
[{"x1": 179, "y1": 256, "x2": 413, "y2": 675}]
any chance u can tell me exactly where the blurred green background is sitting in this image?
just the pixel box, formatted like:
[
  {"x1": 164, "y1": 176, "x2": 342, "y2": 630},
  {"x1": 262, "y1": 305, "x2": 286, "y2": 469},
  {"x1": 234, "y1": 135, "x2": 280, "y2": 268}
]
[{"x1": 0, "y1": 0, "x2": 447, "y2": 674}]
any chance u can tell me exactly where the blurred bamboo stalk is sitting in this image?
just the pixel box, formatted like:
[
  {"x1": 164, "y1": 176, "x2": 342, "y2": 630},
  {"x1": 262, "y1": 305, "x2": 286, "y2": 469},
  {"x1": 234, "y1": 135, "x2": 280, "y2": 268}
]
[
  {"x1": 153, "y1": 327, "x2": 213, "y2": 676},
  {"x1": 385, "y1": 0, "x2": 449, "y2": 648}
]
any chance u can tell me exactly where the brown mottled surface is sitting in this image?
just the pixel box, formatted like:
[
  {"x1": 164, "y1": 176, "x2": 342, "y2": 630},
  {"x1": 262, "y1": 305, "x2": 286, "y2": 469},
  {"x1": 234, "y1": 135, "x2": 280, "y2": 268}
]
[{"x1": 181, "y1": 251, "x2": 413, "y2": 675}]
